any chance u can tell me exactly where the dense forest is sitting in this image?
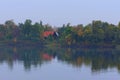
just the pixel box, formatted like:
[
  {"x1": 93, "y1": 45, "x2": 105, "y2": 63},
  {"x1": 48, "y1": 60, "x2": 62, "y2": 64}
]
[{"x1": 0, "y1": 19, "x2": 120, "y2": 46}]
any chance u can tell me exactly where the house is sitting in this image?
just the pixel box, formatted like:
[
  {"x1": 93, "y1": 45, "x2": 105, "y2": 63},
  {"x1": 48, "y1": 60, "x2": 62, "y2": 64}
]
[{"x1": 43, "y1": 31, "x2": 59, "y2": 39}]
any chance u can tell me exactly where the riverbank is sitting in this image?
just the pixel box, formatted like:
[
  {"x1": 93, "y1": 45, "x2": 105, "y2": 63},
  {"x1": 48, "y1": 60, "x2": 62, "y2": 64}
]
[
  {"x1": 0, "y1": 40, "x2": 117, "y2": 49},
  {"x1": 0, "y1": 40, "x2": 44, "y2": 47}
]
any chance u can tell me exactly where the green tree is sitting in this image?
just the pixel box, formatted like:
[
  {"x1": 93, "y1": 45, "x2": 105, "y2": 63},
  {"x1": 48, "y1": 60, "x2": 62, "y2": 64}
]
[
  {"x1": 4, "y1": 20, "x2": 18, "y2": 41},
  {"x1": 20, "y1": 19, "x2": 33, "y2": 40}
]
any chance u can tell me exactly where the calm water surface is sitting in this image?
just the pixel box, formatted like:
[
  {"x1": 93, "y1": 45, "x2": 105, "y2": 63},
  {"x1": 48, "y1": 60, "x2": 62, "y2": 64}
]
[{"x1": 0, "y1": 46, "x2": 120, "y2": 80}]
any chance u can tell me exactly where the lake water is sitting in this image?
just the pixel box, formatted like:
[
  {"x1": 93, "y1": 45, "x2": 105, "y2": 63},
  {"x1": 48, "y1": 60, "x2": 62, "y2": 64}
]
[{"x1": 0, "y1": 46, "x2": 120, "y2": 80}]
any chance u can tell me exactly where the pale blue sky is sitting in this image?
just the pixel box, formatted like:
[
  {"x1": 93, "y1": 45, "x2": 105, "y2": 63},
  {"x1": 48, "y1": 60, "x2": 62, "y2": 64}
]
[{"x1": 0, "y1": 0, "x2": 120, "y2": 26}]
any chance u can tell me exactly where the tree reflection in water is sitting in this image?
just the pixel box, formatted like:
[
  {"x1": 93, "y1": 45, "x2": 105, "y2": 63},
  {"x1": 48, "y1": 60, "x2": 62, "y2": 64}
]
[{"x1": 0, "y1": 46, "x2": 120, "y2": 72}]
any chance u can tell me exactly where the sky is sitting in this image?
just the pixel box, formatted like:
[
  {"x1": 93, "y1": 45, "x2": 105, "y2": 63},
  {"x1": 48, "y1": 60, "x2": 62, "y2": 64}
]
[{"x1": 0, "y1": 0, "x2": 120, "y2": 26}]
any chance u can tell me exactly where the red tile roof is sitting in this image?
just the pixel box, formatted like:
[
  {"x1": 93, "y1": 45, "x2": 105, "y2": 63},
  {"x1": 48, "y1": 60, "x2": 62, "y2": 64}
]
[{"x1": 43, "y1": 31, "x2": 54, "y2": 37}]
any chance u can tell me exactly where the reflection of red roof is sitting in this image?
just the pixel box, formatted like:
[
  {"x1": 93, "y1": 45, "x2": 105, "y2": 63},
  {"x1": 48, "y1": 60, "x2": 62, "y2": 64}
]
[
  {"x1": 42, "y1": 53, "x2": 53, "y2": 60},
  {"x1": 43, "y1": 31, "x2": 54, "y2": 37}
]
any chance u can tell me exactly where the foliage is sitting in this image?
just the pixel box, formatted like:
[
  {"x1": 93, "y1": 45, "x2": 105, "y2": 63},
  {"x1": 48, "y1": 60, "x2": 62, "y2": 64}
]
[{"x1": 0, "y1": 20, "x2": 120, "y2": 45}]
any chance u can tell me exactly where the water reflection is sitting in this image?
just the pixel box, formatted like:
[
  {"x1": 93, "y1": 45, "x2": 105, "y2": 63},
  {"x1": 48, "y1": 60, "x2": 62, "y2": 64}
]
[{"x1": 0, "y1": 46, "x2": 120, "y2": 72}]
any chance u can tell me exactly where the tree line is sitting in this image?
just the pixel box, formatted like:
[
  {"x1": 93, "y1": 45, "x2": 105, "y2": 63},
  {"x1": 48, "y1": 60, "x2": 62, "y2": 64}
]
[
  {"x1": 0, "y1": 19, "x2": 120, "y2": 45},
  {"x1": 58, "y1": 20, "x2": 120, "y2": 45},
  {"x1": 0, "y1": 19, "x2": 53, "y2": 43}
]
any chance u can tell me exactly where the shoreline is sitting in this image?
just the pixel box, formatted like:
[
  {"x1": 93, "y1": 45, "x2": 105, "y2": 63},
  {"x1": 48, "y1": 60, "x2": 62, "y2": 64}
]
[{"x1": 0, "y1": 40, "x2": 117, "y2": 49}]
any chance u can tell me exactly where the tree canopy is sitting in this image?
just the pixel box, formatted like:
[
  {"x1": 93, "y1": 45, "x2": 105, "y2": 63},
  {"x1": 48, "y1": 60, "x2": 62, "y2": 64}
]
[{"x1": 0, "y1": 19, "x2": 120, "y2": 45}]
